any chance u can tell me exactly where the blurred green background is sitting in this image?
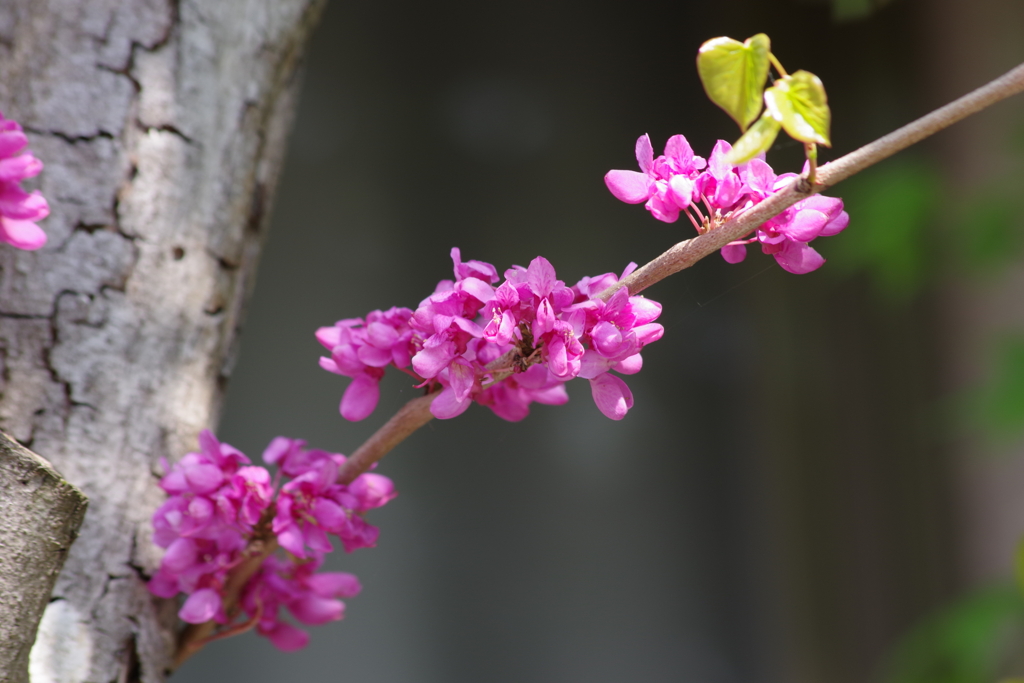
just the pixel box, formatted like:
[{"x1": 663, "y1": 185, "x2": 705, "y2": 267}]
[{"x1": 175, "y1": 0, "x2": 1024, "y2": 681}]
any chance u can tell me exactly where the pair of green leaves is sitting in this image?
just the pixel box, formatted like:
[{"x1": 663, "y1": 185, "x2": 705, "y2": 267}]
[{"x1": 697, "y1": 34, "x2": 832, "y2": 165}]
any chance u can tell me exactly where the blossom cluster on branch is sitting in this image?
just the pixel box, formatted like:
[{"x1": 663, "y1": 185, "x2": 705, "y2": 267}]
[
  {"x1": 0, "y1": 112, "x2": 49, "y2": 250},
  {"x1": 147, "y1": 430, "x2": 395, "y2": 651},
  {"x1": 605, "y1": 135, "x2": 848, "y2": 273},
  {"x1": 317, "y1": 250, "x2": 665, "y2": 423}
]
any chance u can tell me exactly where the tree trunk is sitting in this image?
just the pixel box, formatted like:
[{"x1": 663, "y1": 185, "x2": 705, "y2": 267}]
[{"x1": 0, "y1": 1, "x2": 324, "y2": 680}]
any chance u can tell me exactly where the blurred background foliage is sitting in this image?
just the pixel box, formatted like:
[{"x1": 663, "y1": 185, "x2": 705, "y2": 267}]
[{"x1": 173, "y1": 0, "x2": 1024, "y2": 682}]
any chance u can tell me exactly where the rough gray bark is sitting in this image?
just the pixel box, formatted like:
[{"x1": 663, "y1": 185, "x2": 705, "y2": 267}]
[
  {"x1": 0, "y1": 432, "x2": 87, "y2": 683},
  {"x1": 0, "y1": 1, "x2": 324, "y2": 681}
]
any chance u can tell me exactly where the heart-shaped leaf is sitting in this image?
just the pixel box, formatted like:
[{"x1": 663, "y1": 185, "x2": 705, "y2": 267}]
[
  {"x1": 764, "y1": 70, "x2": 832, "y2": 146},
  {"x1": 724, "y1": 112, "x2": 782, "y2": 166},
  {"x1": 697, "y1": 34, "x2": 771, "y2": 132}
]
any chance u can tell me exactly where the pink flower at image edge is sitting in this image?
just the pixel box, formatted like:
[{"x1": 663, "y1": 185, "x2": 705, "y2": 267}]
[{"x1": 0, "y1": 112, "x2": 48, "y2": 250}]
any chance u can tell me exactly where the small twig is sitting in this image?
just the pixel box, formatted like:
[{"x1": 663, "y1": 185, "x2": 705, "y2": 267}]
[
  {"x1": 804, "y1": 142, "x2": 818, "y2": 186},
  {"x1": 176, "y1": 62, "x2": 1024, "y2": 661},
  {"x1": 191, "y1": 597, "x2": 264, "y2": 647},
  {"x1": 330, "y1": 59, "x2": 1024, "y2": 485},
  {"x1": 768, "y1": 53, "x2": 788, "y2": 79},
  {"x1": 601, "y1": 60, "x2": 1024, "y2": 301},
  {"x1": 336, "y1": 393, "x2": 437, "y2": 485}
]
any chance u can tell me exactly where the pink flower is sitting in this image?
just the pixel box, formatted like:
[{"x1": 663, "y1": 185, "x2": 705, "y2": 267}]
[
  {"x1": 241, "y1": 553, "x2": 362, "y2": 651},
  {"x1": 0, "y1": 113, "x2": 48, "y2": 250},
  {"x1": 179, "y1": 588, "x2": 223, "y2": 624},
  {"x1": 727, "y1": 161, "x2": 849, "y2": 274},
  {"x1": 273, "y1": 458, "x2": 346, "y2": 558},
  {"x1": 320, "y1": 252, "x2": 665, "y2": 423},
  {"x1": 607, "y1": 136, "x2": 850, "y2": 275},
  {"x1": 476, "y1": 364, "x2": 569, "y2": 421},
  {"x1": 268, "y1": 441, "x2": 395, "y2": 556},
  {"x1": 317, "y1": 307, "x2": 415, "y2": 421},
  {"x1": 152, "y1": 433, "x2": 396, "y2": 641},
  {"x1": 694, "y1": 140, "x2": 748, "y2": 211},
  {"x1": 605, "y1": 134, "x2": 706, "y2": 223}
]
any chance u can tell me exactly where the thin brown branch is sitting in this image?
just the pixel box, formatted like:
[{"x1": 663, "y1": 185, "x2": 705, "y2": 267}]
[
  {"x1": 333, "y1": 61, "x2": 1024, "y2": 484},
  {"x1": 336, "y1": 393, "x2": 437, "y2": 484},
  {"x1": 178, "y1": 62, "x2": 1024, "y2": 661},
  {"x1": 604, "y1": 60, "x2": 1024, "y2": 300}
]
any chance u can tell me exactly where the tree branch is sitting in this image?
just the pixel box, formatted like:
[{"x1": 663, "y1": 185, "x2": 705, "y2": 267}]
[
  {"x1": 333, "y1": 59, "x2": 1024, "y2": 484},
  {"x1": 0, "y1": 432, "x2": 87, "y2": 683},
  {"x1": 611, "y1": 60, "x2": 1024, "y2": 298},
  {"x1": 337, "y1": 393, "x2": 437, "y2": 484},
  {"x1": 219, "y1": 60, "x2": 1024, "y2": 649}
]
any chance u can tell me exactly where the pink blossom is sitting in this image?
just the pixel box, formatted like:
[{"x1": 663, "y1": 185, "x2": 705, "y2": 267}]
[
  {"x1": 152, "y1": 433, "x2": 395, "y2": 642},
  {"x1": 606, "y1": 137, "x2": 849, "y2": 274},
  {"x1": 605, "y1": 134, "x2": 706, "y2": 223},
  {"x1": 320, "y1": 251, "x2": 664, "y2": 422},
  {"x1": 268, "y1": 441, "x2": 394, "y2": 556},
  {"x1": 0, "y1": 112, "x2": 48, "y2": 250},
  {"x1": 241, "y1": 553, "x2": 362, "y2": 651},
  {"x1": 317, "y1": 307, "x2": 415, "y2": 421},
  {"x1": 476, "y1": 364, "x2": 569, "y2": 421},
  {"x1": 179, "y1": 587, "x2": 223, "y2": 624},
  {"x1": 273, "y1": 457, "x2": 346, "y2": 558},
  {"x1": 694, "y1": 140, "x2": 748, "y2": 210},
  {"x1": 588, "y1": 372, "x2": 635, "y2": 421}
]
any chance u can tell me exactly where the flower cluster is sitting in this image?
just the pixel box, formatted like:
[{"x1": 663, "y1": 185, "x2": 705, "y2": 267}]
[
  {"x1": 240, "y1": 553, "x2": 361, "y2": 652},
  {"x1": 0, "y1": 112, "x2": 49, "y2": 250},
  {"x1": 148, "y1": 430, "x2": 395, "y2": 650},
  {"x1": 318, "y1": 249, "x2": 664, "y2": 423},
  {"x1": 605, "y1": 135, "x2": 848, "y2": 274}
]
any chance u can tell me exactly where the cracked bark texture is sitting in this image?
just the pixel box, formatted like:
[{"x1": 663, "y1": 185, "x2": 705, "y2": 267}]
[
  {"x1": 0, "y1": 1, "x2": 325, "y2": 681},
  {"x1": 0, "y1": 432, "x2": 87, "y2": 683}
]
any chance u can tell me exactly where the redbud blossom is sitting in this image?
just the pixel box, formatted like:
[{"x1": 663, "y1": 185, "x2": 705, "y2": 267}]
[
  {"x1": 318, "y1": 250, "x2": 664, "y2": 423},
  {"x1": 606, "y1": 135, "x2": 849, "y2": 274},
  {"x1": 0, "y1": 112, "x2": 49, "y2": 250},
  {"x1": 150, "y1": 432, "x2": 395, "y2": 649}
]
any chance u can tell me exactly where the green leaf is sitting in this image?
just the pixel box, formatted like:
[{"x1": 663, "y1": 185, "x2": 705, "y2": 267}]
[
  {"x1": 976, "y1": 336, "x2": 1024, "y2": 436},
  {"x1": 724, "y1": 112, "x2": 781, "y2": 166},
  {"x1": 764, "y1": 70, "x2": 832, "y2": 146},
  {"x1": 881, "y1": 584, "x2": 1024, "y2": 683},
  {"x1": 1016, "y1": 540, "x2": 1024, "y2": 597},
  {"x1": 697, "y1": 34, "x2": 771, "y2": 132}
]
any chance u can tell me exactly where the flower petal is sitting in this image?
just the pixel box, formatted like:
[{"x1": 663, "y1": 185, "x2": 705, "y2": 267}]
[
  {"x1": 783, "y1": 208, "x2": 828, "y2": 242},
  {"x1": 614, "y1": 353, "x2": 643, "y2": 375},
  {"x1": 291, "y1": 595, "x2": 344, "y2": 625},
  {"x1": 773, "y1": 240, "x2": 825, "y2": 274},
  {"x1": 430, "y1": 385, "x2": 472, "y2": 419},
  {"x1": 315, "y1": 325, "x2": 343, "y2": 349},
  {"x1": 668, "y1": 175, "x2": 694, "y2": 208},
  {"x1": 356, "y1": 343, "x2": 393, "y2": 367},
  {"x1": 179, "y1": 588, "x2": 222, "y2": 624},
  {"x1": 605, "y1": 170, "x2": 654, "y2": 204},
  {"x1": 306, "y1": 572, "x2": 362, "y2": 598},
  {"x1": 589, "y1": 373, "x2": 634, "y2": 420},
  {"x1": 263, "y1": 621, "x2": 310, "y2": 652},
  {"x1": 820, "y1": 209, "x2": 849, "y2": 237},
  {"x1": 0, "y1": 218, "x2": 46, "y2": 250},
  {"x1": 721, "y1": 243, "x2": 747, "y2": 264},
  {"x1": 635, "y1": 134, "x2": 654, "y2": 174},
  {"x1": 0, "y1": 186, "x2": 48, "y2": 221},
  {"x1": 340, "y1": 374, "x2": 380, "y2": 421},
  {"x1": 0, "y1": 154, "x2": 42, "y2": 182}
]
